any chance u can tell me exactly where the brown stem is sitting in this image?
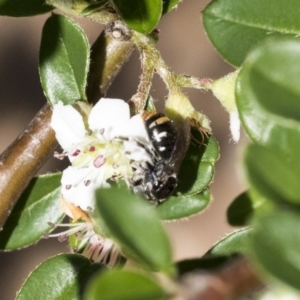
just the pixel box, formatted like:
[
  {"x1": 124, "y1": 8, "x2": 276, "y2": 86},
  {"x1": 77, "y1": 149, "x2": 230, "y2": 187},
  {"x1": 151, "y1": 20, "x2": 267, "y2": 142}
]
[
  {"x1": 129, "y1": 50, "x2": 155, "y2": 114},
  {"x1": 0, "y1": 104, "x2": 56, "y2": 228},
  {"x1": 176, "y1": 257, "x2": 264, "y2": 300},
  {"x1": 86, "y1": 30, "x2": 135, "y2": 104}
]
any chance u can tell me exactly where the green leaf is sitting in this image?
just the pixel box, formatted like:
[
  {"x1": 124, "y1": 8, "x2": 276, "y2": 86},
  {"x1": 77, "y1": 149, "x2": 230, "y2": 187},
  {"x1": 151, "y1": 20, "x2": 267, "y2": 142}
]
[
  {"x1": 208, "y1": 228, "x2": 252, "y2": 256},
  {"x1": 0, "y1": 0, "x2": 53, "y2": 16},
  {"x1": 0, "y1": 173, "x2": 64, "y2": 250},
  {"x1": 94, "y1": 186, "x2": 175, "y2": 276},
  {"x1": 236, "y1": 38, "x2": 300, "y2": 157},
  {"x1": 16, "y1": 254, "x2": 104, "y2": 300},
  {"x1": 203, "y1": 0, "x2": 300, "y2": 66},
  {"x1": 227, "y1": 191, "x2": 254, "y2": 226},
  {"x1": 250, "y1": 210, "x2": 300, "y2": 291},
  {"x1": 245, "y1": 144, "x2": 300, "y2": 206},
  {"x1": 156, "y1": 134, "x2": 218, "y2": 220},
  {"x1": 162, "y1": 0, "x2": 181, "y2": 14},
  {"x1": 176, "y1": 134, "x2": 219, "y2": 196},
  {"x1": 85, "y1": 269, "x2": 167, "y2": 300},
  {"x1": 112, "y1": 0, "x2": 162, "y2": 34},
  {"x1": 39, "y1": 14, "x2": 90, "y2": 106},
  {"x1": 157, "y1": 189, "x2": 211, "y2": 221}
]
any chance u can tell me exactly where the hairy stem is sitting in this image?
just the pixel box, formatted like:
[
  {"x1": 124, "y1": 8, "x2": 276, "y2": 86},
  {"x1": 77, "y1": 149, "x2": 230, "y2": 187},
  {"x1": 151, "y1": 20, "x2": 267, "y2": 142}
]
[
  {"x1": 129, "y1": 50, "x2": 155, "y2": 114},
  {"x1": 133, "y1": 32, "x2": 210, "y2": 94},
  {"x1": 87, "y1": 30, "x2": 135, "y2": 104}
]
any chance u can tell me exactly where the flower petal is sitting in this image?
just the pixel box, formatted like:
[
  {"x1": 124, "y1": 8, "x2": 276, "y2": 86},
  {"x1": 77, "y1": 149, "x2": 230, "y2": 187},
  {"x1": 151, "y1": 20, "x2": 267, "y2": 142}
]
[
  {"x1": 230, "y1": 109, "x2": 241, "y2": 142},
  {"x1": 51, "y1": 102, "x2": 86, "y2": 151},
  {"x1": 122, "y1": 113, "x2": 153, "y2": 162},
  {"x1": 61, "y1": 166, "x2": 109, "y2": 211},
  {"x1": 123, "y1": 140, "x2": 153, "y2": 163},
  {"x1": 88, "y1": 98, "x2": 130, "y2": 140},
  {"x1": 127, "y1": 114, "x2": 151, "y2": 145}
]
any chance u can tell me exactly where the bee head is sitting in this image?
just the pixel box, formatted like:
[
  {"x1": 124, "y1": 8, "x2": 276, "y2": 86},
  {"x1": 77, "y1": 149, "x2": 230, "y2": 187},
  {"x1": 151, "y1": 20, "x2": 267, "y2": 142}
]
[{"x1": 149, "y1": 173, "x2": 177, "y2": 203}]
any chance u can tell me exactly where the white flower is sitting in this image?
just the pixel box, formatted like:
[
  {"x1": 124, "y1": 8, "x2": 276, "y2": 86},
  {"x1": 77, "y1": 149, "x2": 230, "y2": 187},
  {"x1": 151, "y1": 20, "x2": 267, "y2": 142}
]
[
  {"x1": 229, "y1": 109, "x2": 241, "y2": 142},
  {"x1": 51, "y1": 98, "x2": 139, "y2": 211},
  {"x1": 49, "y1": 98, "x2": 159, "y2": 266},
  {"x1": 46, "y1": 221, "x2": 121, "y2": 267}
]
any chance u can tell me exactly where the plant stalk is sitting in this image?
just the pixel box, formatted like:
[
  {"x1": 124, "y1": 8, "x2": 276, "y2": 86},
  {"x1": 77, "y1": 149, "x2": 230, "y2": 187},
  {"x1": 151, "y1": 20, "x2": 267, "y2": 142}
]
[{"x1": 0, "y1": 104, "x2": 56, "y2": 228}]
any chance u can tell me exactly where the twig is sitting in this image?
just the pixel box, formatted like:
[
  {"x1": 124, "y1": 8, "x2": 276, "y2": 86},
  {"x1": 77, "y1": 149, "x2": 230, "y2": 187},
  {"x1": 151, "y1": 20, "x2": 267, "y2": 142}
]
[
  {"x1": 87, "y1": 26, "x2": 135, "y2": 104},
  {"x1": 176, "y1": 257, "x2": 264, "y2": 300},
  {"x1": 0, "y1": 104, "x2": 56, "y2": 227}
]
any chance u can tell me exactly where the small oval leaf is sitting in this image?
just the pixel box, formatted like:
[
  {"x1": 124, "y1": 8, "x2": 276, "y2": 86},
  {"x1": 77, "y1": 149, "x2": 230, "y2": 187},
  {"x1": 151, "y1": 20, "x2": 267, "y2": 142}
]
[
  {"x1": 0, "y1": 173, "x2": 64, "y2": 250},
  {"x1": 203, "y1": 0, "x2": 300, "y2": 66},
  {"x1": 112, "y1": 0, "x2": 162, "y2": 34},
  {"x1": 94, "y1": 186, "x2": 175, "y2": 276},
  {"x1": 157, "y1": 189, "x2": 211, "y2": 221},
  {"x1": 0, "y1": 0, "x2": 53, "y2": 16},
  {"x1": 85, "y1": 269, "x2": 167, "y2": 300},
  {"x1": 227, "y1": 191, "x2": 254, "y2": 226},
  {"x1": 39, "y1": 14, "x2": 90, "y2": 106},
  {"x1": 17, "y1": 254, "x2": 104, "y2": 300},
  {"x1": 162, "y1": 0, "x2": 181, "y2": 14},
  {"x1": 176, "y1": 134, "x2": 219, "y2": 197},
  {"x1": 245, "y1": 145, "x2": 300, "y2": 206},
  {"x1": 236, "y1": 38, "x2": 300, "y2": 157},
  {"x1": 208, "y1": 228, "x2": 252, "y2": 256},
  {"x1": 251, "y1": 210, "x2": 300, "y2": 291}
]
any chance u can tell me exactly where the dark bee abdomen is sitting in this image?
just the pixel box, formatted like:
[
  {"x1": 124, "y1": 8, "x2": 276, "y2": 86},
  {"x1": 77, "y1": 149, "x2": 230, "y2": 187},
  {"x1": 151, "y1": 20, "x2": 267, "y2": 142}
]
[{"x1": 142, "y1": 111, "x2": 177, "y2": 161}]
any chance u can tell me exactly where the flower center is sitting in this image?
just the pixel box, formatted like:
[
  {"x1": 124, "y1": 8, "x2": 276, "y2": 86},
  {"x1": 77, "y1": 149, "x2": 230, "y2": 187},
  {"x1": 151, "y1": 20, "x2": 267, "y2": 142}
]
[{"x1": 71, "y1": 135, "x2": 132, "y2": 180}]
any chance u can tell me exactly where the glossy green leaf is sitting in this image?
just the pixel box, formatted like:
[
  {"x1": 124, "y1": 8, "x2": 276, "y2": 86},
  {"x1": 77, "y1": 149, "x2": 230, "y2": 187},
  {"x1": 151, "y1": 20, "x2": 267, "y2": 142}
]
[
  {"x1": 227, "y1": 191, "x2": 254, "y2": 226},
  {"x1": 250, "y1": 210, "x2": 300, "y2": 291},
  {"x1": 162, "y1": 0, "x2": 181, "y2": 14},
  {"x1": 176, "y1": 134, "x2": 219, "y2": 196},
  {"x1": 39, "y1": 14, "x2": 90, "y2": 106},
  {"x1": 157, "y1": 189, "x2": 211, "y2": 221},
  {"x1": 245, "y1": 144, "x2": 300, "y2": 206},
  {"x1": 156, "y1": 134, "x2": 218, "y2": 220},
  {"x1": 0, "y1": 0, "x2": 53, "y2": 16},
  {"x1": 17, "y1": 254, "x2": 104, "y2": 300},
  {"x1": 236, "y1": 38, "x2": 300, "y2": 157},
  {"x1": 208, "y1": 228, "x2": 252, "y2": 256},
  {"x1": 112, "y1": 0, "x2": 162, "y2": 34},
  {"x1": 203, "y1": 0, "x2": 300, "y2": 66},
  {"x1": 85, "y1": 269, "x2": 167, "y2": 300},
  {"x1": 94, "y1": 186, "x2": 175, "y2": 275},
  {"x1": 0, "y1": 173, "x2": 64, "y2": 250}
]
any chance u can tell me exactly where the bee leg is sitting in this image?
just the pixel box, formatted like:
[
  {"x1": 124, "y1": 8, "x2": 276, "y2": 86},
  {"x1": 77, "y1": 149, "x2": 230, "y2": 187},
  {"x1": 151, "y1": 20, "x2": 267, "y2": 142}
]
[{"x1": 189, "y1": 118, "x2": 211, "y2": 146}]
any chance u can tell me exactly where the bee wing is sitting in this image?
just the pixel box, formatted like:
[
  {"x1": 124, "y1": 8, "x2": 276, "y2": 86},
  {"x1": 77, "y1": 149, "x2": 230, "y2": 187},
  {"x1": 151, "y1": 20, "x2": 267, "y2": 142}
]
[{"x1": 170, "y1": 117, "x2": 191, "y2": 173}]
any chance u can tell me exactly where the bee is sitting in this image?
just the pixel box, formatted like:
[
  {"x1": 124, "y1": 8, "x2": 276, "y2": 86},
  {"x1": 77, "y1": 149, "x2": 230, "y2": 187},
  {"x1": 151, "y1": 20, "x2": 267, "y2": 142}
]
[{"x1": 130, "y1": 111, "x2": 191, "y2": 204}]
